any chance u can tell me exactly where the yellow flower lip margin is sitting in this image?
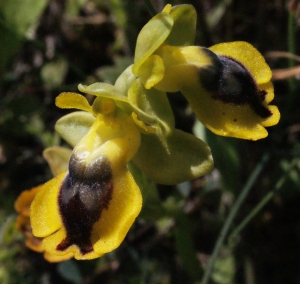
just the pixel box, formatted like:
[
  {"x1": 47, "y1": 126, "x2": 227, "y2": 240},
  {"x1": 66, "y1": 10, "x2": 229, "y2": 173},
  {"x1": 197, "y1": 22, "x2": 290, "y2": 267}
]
[
  {"x1": 31, "y1": 112, "x2": 143, "y2": 260},
  {"x1": 15, "y1": 170, "x2": 73, "y2": 262}
]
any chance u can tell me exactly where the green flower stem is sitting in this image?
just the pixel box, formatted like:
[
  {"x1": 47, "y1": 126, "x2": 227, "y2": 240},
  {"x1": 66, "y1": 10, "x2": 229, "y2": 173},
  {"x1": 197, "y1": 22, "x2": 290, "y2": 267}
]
[
  {"x1": 143, "y1": 0, "x2": 157, "y2": 16},
  {"x1": 201, "y1": 153, "x2": 270, "y2": 284},
  {"x1": 288, "y1": 11, "x2": 296, "y2": 69},
  {"x1": 228, "y1": 158, "x2": 298, "y2": 246}
]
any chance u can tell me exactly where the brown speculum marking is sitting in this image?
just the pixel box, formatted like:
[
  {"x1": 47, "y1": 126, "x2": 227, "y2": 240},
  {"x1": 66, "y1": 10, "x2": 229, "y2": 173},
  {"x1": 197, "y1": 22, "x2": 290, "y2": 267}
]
[
  {"x1": 198, "y1": 50, "x2": 272, "y2": 118},
  {"x1": 57, "y1": 153, "x2": 113, "y2": 255}
]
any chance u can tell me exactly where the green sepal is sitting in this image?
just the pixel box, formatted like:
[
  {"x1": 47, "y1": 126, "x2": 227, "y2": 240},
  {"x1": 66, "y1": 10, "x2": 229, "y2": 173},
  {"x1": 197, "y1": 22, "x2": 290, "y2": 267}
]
[
  {"x1": 43, "y1": 146, "x2": 72, "y2": 176},
  {"x1": 132, "y1": 129, "x2": 214, "y2": 185},
  {"x1": 55, "y1": 111, "x2": 95, "y2": 147},
  {"x1": 78, "y1": 82, "x2": 128, "y2": 102},
  {"x1": 128, "y1": 79, "x2": 175, "y2": 142},
  {"x1": 128, "y1": 161, "x2": 165, "y2": 220},
  {"x1": 165, "y1": 5, "x2": 196, "y2": 46},
  {"x1": 132, "y1": 11, "x2": 173, "y2": 75}
]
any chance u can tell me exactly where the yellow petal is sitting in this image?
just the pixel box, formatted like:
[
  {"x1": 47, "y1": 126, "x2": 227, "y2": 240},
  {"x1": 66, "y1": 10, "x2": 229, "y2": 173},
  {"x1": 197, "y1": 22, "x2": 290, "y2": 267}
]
[
  {"x1": 15, "y1": 185, "x2": 42, "y2": 216},
  {"x1": 31, "y1": 172, "x2": 65, "y2": 237},
  {"x1": 138, "y1": 55, "x2": 165, "y2": 89},
  {"x1": 209, "y1": 42, "x2": 272, "y2": 85},
  {"x1": 25, "y1": 236, "x2": 44, "y2": 253},
  {"x1": 43, "y1": 251, "x2": 73, "y2": 263},
  {"x1": 92, "y1": 170, "x2": 142, "y2": 257},
  {"x1": 260, "y1": 105, "x2": 280, "y2": 127},
  {"x1": 183, "y1": 85, "x2": 273, "y2": 140},
  {"x1": 133, "y1": 12, "x2": 173, "y2": 75},
  {"x1": 154, "y1": 45, "x2": 216, "y2": 92},
  {"x1": 56, "y1": 92, "x2": 92, "y2": 112},
  {"x1": 259, "y1": 81, "x2": 274, "y2": 103}
]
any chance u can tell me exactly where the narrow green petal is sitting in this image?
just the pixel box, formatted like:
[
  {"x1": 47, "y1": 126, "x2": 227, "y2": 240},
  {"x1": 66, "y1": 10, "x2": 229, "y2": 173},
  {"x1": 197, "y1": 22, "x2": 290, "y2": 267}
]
[
  {"x1": 55, "y1": 111, "x2": 95, "y2": 147},
  {"x1": 128, "y1": 79, "x2": 175, "y2": 138},
  {"x1": 43, "y1": 146, "x2": 72, "y2": 176},
  {"x1": 132, "y1": 12, "x2": 173, "y2": 75},
  {"x1": 133, "y1": 129, "x2": 214, "y2": 185},
  {"x1": 56, "y1": 92, "x2": 92, "y2": 112},
  {"x1": 114, "y1": 65, "x2": 136, "y2": 96},
  {"x1": 138, "y1": 55, "x2": 165, "y2": 89},
  {"x1": 165, "y1": 4, "x2": 196, "y2": 46},
  {"x1": 78, "y1": 83, "x2": 128, "y2": 103},
  {"x1": 78, "y1": 82, "x2": 130, "y2": 112}
]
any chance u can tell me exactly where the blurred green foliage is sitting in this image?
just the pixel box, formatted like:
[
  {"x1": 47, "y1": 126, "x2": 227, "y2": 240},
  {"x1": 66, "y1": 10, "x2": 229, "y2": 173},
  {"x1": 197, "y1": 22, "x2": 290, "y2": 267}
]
[{"x1": 0, "y1": 0, "x2": 300, "y2": 283}]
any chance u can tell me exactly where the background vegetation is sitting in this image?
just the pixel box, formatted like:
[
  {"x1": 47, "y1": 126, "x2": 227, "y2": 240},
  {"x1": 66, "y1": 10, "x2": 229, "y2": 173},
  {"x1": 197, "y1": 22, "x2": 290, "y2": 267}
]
[{"x1": 0, "y1": 0, "x2": 300, "y2": 283}]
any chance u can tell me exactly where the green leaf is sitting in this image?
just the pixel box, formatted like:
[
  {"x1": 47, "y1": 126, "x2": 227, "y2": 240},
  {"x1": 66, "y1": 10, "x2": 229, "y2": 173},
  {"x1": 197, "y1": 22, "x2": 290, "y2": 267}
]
[
  {"x1": 43, "y1": 146, "x2": 72, "y2": 176},
  {"x1": 0, "y1": 0, "x2": 48, "y2": 74},
  {"x1": 55, "y1": 111, "x2": 95, "y2": 147},
  {"x1": 41, "y1": 58, "x2": 68, "y2": 89},
  {"x1": 175, "y1": 213, "x2": 203, "y2": 281},
  {"x1": 194, "y1": 120, "x2": 239, "y2": 192},
  {"x1": 0, "y1": 25, "x2": 21, "y2": 77},
  {"x1": 128, "y1": 161, "x2": 165, "y2": 220},
  {"x1": 0, "y1": 0, "x2": 48, "y2": 34},
  {"x1": 132, "y1": 11, "x2": 173, "y2": 74},
  {"x1": 133, "y1": 129, "x2": 213, "y2": 185},
  {"x1": 57, "y1": 260, "x2": 82, "y2": 283},
  {"x1": 66, "y1": 0, "x2": 86, "y2": 19},
  {"x1": 206, "y1": 130, "x2": 239, "y2": 193},
  {"x1": 0, "y1": 215, "x2": 18, "y2": 245},
  {"x1": 211, "y1": 251, "x2": 235, "y2": 284},
  {"x1": 165, "y1": 5, "x2": 196, "y2": 46}
]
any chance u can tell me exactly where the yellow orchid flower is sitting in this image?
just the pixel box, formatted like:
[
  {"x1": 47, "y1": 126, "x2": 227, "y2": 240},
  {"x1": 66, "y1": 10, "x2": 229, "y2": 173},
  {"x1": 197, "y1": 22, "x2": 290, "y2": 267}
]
[
  {"x1": 30, "y1": 97, "x2": 142, "y2": 260},
  {"x1": 132, "y1": 4, "x2": 280, "y2": 140}
]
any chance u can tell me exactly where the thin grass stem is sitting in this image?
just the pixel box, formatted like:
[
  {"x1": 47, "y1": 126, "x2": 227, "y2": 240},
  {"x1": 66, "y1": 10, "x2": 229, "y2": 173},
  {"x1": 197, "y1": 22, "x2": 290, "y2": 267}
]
[
  {"x1": 143, "y1": 0, "x2": 157, "y2": 16},
  {"x1": 228, "y1": 158, "x2": 298, "y2": 246},
  {"x1": 200, "y1": 153, "x2": 270, "y2": 284}
]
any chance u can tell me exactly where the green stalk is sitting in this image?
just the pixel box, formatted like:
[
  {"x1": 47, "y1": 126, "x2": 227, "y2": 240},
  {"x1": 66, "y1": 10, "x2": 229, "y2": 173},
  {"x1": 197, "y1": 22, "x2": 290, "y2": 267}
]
[
  {"x1": 200, "y1": 153, "x2": 269, "y2": 284},
  {"x1": 228, "y1": 158, "x2": 298, "y2": 246},
  {"x1": 143, "y1": 0, "x2": 157, "y2": 16},
  {"x1": 288, "y1": 11, "x2": 296, "y2": 69}
]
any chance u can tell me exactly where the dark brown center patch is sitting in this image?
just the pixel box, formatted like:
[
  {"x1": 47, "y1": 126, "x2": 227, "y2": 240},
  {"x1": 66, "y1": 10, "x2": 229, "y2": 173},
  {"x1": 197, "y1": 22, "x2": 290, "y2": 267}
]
[
  {"x1": 57, "y1": 153, "x2": 113, "y2": 255},
  {"x1": 198, "y1": 49, "x2": 272, "y2": 118}
]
